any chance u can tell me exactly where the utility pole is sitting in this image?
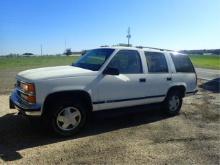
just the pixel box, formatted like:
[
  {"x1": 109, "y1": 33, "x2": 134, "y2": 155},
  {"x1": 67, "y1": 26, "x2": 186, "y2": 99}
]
[
  {"x1": 40, "y1": 44, "x2": 43, "y2": 56},
  {"x1": 126, "y1": 27, "x2": 131, "y2": 47}
]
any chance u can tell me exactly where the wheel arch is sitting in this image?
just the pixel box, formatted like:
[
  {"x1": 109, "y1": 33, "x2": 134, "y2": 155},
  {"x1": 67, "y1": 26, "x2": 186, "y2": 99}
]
[
  {"x1": 166, "y1": 85, "x2": 186, "y2": 98},
  {"x1": 42, "y1": 90, "x2": 93, "y2": 115}
]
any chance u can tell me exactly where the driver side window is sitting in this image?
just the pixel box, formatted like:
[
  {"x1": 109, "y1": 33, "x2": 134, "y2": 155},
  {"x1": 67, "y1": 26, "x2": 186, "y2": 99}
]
[{"x1": 107, "y1": 50, "x2": 143, "y2": 74}]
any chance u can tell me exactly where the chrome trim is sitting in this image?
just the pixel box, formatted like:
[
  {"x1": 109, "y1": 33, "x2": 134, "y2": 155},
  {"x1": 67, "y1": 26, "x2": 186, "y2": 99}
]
[{"x1": 17, "y1": 88, "x2": 35, "y2": 96}]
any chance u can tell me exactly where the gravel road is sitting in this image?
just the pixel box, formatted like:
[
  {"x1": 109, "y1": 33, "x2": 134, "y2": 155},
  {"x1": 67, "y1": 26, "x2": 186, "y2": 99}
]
[{"x1": 196, "y1": 68, "x2": 220, "y2": 80}]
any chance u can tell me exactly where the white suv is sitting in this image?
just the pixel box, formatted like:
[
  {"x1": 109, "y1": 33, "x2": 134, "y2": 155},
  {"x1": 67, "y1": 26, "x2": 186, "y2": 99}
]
[{"x1": 10, "y1": 46, "x2": 198, "y2": 136}]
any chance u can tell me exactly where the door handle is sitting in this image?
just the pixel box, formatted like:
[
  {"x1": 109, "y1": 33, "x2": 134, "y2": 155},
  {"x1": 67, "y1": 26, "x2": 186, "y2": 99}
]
[
  {"x1": 167, "y1": 77, "x2": 172, "y2": 81},
  {"x1": 139, "y1": 78, "x2": 146, "y2": 82}
]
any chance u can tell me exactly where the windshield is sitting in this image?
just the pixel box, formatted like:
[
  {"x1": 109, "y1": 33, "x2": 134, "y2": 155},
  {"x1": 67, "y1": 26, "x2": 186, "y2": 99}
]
[{"x1": 73, "y1": 48, "x2": 114, "y2": 71}]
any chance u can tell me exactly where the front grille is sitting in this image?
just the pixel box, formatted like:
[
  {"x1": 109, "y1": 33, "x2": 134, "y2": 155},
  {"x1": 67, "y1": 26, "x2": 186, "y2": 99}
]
[
  {"x1": 16, "y1": 80, "x2": 27, "y2": 102},
  {"x1": 15, "y1": 79, "x2": 36, "y2": 104},
  {"x1": 16, "y1": 80, "x2": 21, "y2": 88}
]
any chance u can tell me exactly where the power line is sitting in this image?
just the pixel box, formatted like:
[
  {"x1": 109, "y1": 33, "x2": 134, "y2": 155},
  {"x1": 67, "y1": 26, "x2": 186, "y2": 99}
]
[{"x1": 40, "y1": 44, "x2": 43, "y2": 56}]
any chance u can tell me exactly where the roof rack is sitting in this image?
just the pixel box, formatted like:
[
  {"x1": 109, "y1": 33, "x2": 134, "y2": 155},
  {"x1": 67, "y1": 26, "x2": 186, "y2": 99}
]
[
  {"x1": 100, "y1": 45, "x2": 109, "y2": 47},
  {"x1": 136, "y1": 46, "x2": 173, "y2": 52}
]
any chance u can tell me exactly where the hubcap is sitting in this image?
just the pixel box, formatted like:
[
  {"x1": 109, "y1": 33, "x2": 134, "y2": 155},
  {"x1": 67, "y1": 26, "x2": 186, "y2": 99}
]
[
  {"x1": 56, "y1": 106, "x2": 81, "y2": 131},
  {"x1": 169, "y1": 95, "x2": 180, "y2": 111}
]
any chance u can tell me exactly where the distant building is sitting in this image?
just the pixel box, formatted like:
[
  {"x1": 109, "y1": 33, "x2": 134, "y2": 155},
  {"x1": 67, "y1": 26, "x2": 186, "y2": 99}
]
[{"x1": 22, "y1": 53, "x2": 34, "y2": 56}]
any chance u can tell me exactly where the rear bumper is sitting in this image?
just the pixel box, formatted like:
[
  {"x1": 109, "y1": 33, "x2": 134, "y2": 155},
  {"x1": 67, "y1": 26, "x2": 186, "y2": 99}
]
[
  {"x1": 185, "y1": 89, "x2": 198, "y2": 96},
  {"x1": 9, "y1": 89, "x2": 42, "y2": 116}
]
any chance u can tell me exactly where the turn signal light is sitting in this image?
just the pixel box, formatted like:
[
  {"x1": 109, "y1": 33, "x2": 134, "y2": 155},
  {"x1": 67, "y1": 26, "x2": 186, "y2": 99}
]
[{"x1": 20, "y1": 93, "x2": 36, "y2": 104}]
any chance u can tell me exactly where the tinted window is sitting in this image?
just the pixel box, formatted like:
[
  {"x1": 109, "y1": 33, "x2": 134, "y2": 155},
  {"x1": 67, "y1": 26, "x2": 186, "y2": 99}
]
[
  {"x1": 145, "y1": 52, "x2": 168, "y2": 73},
  {"x1": 108, "y1": 50, "x2": 143, "y2": 74},
  {"x1": 73, "y1": 48, "x2": 114, "y2": 71},
  {"x1": 171, "y1": 54, "x2": 195, "y2": 73}
]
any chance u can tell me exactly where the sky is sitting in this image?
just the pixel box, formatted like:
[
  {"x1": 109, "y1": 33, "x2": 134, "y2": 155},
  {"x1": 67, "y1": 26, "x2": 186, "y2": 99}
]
[{"x1": 0, "y1": 0, "x2": 220, "y2": 55}]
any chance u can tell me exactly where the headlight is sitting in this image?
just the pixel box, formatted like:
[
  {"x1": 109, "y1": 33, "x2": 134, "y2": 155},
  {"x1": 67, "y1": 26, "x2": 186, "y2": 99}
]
[
  {"x1": 17, "y1": 81, "x2": 36, "y2": 104},
  {"x1": 20, "y1": 82, "x2": 35, "y2": 94}
]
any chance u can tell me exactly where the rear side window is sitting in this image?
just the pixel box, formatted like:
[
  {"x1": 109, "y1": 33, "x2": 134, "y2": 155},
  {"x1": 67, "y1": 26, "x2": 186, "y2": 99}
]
[
  {"x1": 171, "y1": 54, "x2": 195, "y2": 73},
  {"x1": 144, "y1": 52, "x2": 168, "y2": 73}
]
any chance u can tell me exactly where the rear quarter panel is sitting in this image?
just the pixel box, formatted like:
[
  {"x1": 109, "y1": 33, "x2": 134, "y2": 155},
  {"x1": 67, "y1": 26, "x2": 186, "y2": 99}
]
[
  {"x1": 171, "y1": 73, "x2": 197, "y2": 92},
  {"x1": 166, "y1": 52, "x2": 197, "y2": 93}
]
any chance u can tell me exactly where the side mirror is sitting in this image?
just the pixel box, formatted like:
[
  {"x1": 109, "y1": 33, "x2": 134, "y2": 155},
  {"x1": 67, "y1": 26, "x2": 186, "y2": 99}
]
[{"x1": 103, "y1": 67, "x2": 119, "y2": 75}]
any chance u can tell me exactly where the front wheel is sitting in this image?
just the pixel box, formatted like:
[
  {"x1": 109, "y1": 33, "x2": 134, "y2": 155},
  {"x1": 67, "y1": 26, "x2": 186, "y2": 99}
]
[
  {"x1": 50, "y1": 102, "x2": 87, "y2": 136},
  {"x1": 163, "y1": 91, "x2": 183, "y2": 116}
]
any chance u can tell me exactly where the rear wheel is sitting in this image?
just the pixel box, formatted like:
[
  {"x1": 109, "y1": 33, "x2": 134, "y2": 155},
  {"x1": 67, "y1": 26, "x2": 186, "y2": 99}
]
[
  {"x1": 164, "y1": 90, "x2": 183, "y2": 116},
  {"x1": 48, "y1": 101, "x2": 87, "y2": 136}
]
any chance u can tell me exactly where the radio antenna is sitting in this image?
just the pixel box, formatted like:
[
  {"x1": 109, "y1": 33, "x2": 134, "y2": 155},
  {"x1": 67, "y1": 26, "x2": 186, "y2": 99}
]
[{"x1": 126, "y1": 27, "x2": 131, "y2": 46}]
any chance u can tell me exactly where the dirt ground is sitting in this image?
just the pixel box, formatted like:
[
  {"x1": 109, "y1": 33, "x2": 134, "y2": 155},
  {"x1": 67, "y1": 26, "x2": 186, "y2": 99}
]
[
  {"x1": 0, "y1": 70, "x2": 18, "y2": 95},
  {"x1": 0, "y1": 81, "x2": 219, "y2": 164}
]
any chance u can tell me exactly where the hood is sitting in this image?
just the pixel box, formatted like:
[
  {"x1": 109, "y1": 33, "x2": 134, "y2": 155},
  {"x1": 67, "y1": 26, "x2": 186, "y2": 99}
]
[{"x1": 17, "y1": 66, "x2": 96, "y2": 81}]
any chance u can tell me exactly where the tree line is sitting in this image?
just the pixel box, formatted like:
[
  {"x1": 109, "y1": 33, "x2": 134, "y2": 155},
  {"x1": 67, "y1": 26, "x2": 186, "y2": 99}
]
[{"x1": 180, "y1": 49, "x2": 220, "y2": 55}]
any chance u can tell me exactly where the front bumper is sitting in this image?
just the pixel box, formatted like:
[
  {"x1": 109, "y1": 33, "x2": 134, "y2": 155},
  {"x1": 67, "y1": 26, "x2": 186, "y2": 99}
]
[{"x1": 9, "y1": 89, "x2": 42, "y2": 116}]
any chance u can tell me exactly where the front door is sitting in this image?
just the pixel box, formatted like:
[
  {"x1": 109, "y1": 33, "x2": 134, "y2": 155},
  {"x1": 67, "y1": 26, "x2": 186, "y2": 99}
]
[{"x1": 95, "y1": 50, "x2": 146, "y2": 110}]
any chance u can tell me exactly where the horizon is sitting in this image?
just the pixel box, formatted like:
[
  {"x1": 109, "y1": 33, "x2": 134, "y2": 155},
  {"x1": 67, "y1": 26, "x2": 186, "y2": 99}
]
[
  {"x1": 1, "y1": 0, "x2": 220, "y2": 55},
  {"x1": 1, "y1": 46, "x2": 220, "y2": 56}
]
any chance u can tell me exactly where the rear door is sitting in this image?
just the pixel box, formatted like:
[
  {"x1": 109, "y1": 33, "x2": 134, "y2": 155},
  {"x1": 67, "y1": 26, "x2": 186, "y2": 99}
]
[{"x1": 142, "y1": 51, "x2": 172, "y2": 103}]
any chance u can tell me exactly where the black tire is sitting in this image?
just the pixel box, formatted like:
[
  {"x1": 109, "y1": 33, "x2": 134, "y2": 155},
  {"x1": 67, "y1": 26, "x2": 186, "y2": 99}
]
[
  {"x1": 163, "y1": 90, "x2": 183, "y2": 116},
  {"x1": 48, "y1": 101, "x2": 87, "y2": 137}
]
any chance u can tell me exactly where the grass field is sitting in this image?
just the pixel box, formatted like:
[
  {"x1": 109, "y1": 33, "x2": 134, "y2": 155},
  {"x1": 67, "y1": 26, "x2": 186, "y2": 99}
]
[
  {"x1": 0, "y1": 54, "x2": 219, "y2": 71},
  {"x1": 0, "y1": 56, "x2": 80, "y2": 94},
  {"x1": 0, "y1": 56, "x2": 80, "y2": 71},
  {"x1": 189, "y1": 55, "x2": 220, "y2": 70}
]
